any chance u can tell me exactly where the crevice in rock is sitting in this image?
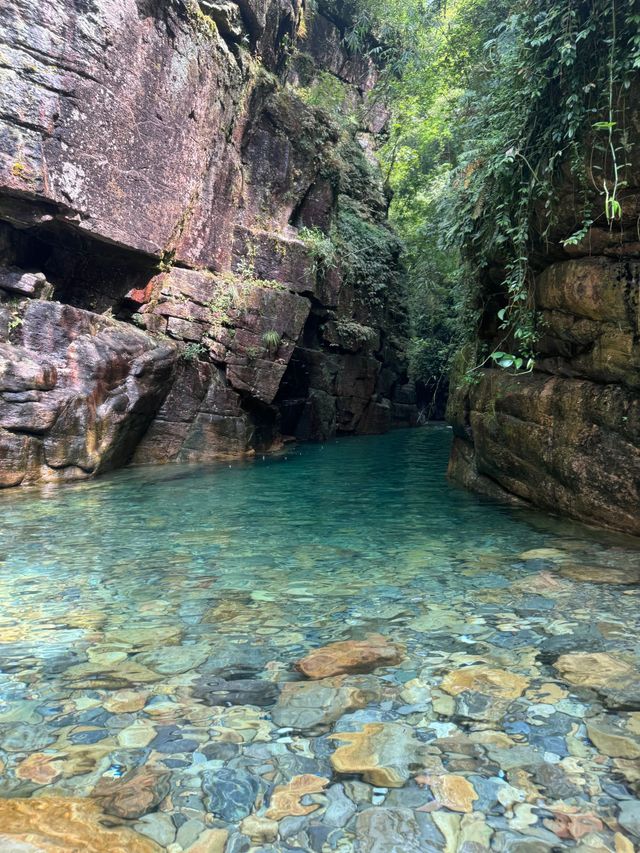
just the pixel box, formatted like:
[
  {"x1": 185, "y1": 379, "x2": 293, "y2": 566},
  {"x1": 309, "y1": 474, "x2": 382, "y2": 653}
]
[{"x1": 0, "y1": 219, "x2": 158, "y2": 315}]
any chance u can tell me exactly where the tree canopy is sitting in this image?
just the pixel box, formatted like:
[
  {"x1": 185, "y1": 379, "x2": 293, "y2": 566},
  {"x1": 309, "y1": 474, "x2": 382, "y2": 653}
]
[{"x1": 345, "y1": 0, "x2": 640, "y2": 413}]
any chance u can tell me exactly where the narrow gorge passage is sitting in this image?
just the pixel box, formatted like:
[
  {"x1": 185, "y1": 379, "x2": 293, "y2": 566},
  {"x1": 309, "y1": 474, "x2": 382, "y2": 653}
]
[
  {"x1": 0, "y1": 428, "x2": 639, "y2": 851},
  {"x1": 1, "y1": 0, "x2": 640, "y2": 849}
]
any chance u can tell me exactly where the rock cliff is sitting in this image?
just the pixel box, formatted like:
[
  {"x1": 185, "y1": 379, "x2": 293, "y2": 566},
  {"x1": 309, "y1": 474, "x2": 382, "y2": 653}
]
[
  {"x1": 447, "y1": 120, "x2": 640, "y2": 536},
  {"x1": 0, "y1": 0, "x2": 415, "y2": 485}
]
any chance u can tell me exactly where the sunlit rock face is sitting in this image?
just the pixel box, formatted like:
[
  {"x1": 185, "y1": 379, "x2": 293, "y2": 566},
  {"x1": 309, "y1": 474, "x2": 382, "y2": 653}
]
[
  {"x1": 447, "y1": 107, "x2": 640, "y2": 536},
  {"x1": 0, "y1": 0, "x2": 416, "y2": 485}
]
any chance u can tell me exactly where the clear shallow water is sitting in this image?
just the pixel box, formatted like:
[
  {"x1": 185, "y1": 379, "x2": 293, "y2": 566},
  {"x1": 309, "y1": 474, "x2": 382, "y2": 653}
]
[{"x1": 0, "y1": 426, "x2": 639, "y2": 851}]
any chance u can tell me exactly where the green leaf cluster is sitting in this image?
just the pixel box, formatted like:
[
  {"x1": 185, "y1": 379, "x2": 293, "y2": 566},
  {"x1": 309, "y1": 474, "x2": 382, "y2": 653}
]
[{"x1": 346, "y1": 0, "x2": 639, "y2": 395}]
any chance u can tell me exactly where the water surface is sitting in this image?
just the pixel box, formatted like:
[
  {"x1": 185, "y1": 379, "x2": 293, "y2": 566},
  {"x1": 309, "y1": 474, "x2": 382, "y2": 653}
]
[{"x1": 1, "y1": 427, "x2": 639, "y2": 851}]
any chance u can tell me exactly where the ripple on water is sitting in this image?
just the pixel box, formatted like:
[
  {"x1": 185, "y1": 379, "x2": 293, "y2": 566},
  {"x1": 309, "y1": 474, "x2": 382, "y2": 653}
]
[{"x1": 0, "y1": 426, "x2": 639, "y2": 851}]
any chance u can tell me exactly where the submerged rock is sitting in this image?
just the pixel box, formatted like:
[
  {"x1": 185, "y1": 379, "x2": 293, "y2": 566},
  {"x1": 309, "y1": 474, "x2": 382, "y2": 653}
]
[
  {"x1": 554, "y1": 653, "x2": 640, "y2": 709},
  {"x1": 437, "y1": 665, "x2": 529, "y2": 721},
  {"x1": 586, "y1": 713, "x2": 640, "y2": 758},
  {"x1": 295, "y1": 635, "x2": 405, "y2": 679},
  {"x1": 329, "y1": 722, "x2": 424, "y2": 787},
  {"x1": 271, "y1": 674, "x2": 383, "y2": 733},
  {"x1": 559, "y1": 564, "x2": 640, "y2": 585},
  {"x1": 354, "y1": 807, "x2": 427, "y2": 853},
  {"x1": 239, "y1": 815, "x2": 279, "y2": 844},
  {"x1": 192, "y1": 675, "x2": 279, "y2": 708},
  {"x1": 134, "y1": 644, "x2": 211, "y2": 675},
  {"x1": 202, "y1": 768, "x2": 260, "y2": 822},
  {"x1": 265, "y1": 773, "x2": 330, "y2": 820},
  {"x1": 90, "y1": 765, "x2": 170, "y2": 819},
  {"x1": 618, "y1": 800, "x2": 640, "y2": 840},
  {"x1": 424, "y1": 773, "x2": 479, "y2": 813},
  {"x1": 0, "y1": 797, "x2": 161, "y2": 852}
]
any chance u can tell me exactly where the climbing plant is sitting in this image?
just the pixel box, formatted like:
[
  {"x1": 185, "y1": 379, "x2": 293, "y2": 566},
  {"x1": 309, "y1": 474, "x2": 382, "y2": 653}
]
[{"x1": 346, "y1": 0, "x2": 640, "y2": 388}]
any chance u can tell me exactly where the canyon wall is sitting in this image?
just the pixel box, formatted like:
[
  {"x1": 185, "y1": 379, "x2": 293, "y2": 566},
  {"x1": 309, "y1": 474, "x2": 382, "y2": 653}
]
[
  {"x1": 0, "y1": 0, "x2": 415, "y2": 486},
  {"x1": 448, "y1": 125, "x2": 640, "y2": 536}
]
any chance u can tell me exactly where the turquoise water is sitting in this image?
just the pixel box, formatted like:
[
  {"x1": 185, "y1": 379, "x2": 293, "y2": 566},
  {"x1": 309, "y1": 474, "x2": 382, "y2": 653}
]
[{"x1": 1, "y1": 426, "x2": 639, "y2": 850}]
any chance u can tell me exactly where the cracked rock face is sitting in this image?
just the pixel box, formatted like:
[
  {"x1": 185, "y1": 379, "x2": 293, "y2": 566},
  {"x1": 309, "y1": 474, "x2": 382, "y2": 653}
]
[
  {"x1": 0, "y1": 298, "x2": 176, "y2": 486},
  {"x1": 448, "y1": 254, "x2": 640, "y2": 535},
  {"x1": 0, "y1": 0, "x2": 416, "y2": 487},
  {"x1": 447, "y1": 76, "x2": 640, "y2": 536}
]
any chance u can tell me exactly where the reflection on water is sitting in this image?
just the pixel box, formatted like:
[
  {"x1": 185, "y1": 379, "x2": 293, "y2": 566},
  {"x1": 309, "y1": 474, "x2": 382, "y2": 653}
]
[{"x1": 0, "y1": 426, "x2": 639, "y2": 851}]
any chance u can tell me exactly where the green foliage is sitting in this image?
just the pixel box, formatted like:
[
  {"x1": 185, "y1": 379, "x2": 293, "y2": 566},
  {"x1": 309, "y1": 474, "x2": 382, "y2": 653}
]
[
  {"x1": 262, "y1": 329, "x2": 282, "y2": 352},
  {"x1": 8, "y1": 311, "x2": 23, "y2": 332},
  {"x1": 335, "y1": 197, "x2": 402, "y2": 310},
  {"x1": 181, "y1": 342, "x2": 207, "y2": 362},
  {"x1": 296, "y1": 71, "x2": 354, "y2": 125},
  {"x1": 333, "y1": 319, "x2": 377, "y2": 348},
  {"x1": 348, "y1": 0, "x2": 640, "y2": 389},
  {"x1": 298, "y1": 226, "x2": 337, "y2": 274}
]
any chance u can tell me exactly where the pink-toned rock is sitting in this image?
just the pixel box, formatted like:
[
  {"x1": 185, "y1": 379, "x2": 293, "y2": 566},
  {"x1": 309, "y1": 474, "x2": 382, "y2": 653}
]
[
  {"x1": 0, "y1": 301, "x2": 175, "y2": 486},
  {"x1": 0, "y1": 0, "x2": 415, "y2": 488},
  {"x1": 90, "y1": 766, "x2": 170, "y2": 820},
  {"x1": 296, "y1": 634, "x2": 405, "y2": 680}
]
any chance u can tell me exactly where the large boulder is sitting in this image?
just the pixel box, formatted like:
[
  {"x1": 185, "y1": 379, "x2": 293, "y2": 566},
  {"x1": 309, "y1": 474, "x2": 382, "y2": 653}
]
[{"x1": 0, "y1": 297, "x2": 175, "y2": 486}]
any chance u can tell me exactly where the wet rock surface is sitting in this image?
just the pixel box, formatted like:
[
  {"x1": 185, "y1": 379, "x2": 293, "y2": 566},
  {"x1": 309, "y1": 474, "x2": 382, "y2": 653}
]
[
  {"x1": 295, "y1": 635, "x2": 405, "y2": 679},
  {"x1": 0, "y1": 299, "x2": 176, "y2": 486}
]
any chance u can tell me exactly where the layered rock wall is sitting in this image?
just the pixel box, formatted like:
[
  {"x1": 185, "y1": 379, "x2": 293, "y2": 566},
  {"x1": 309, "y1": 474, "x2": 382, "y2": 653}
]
[
  {"x1": 0, "y1": 0, "x2": 415, "y2": 485},
  {"x1": 448, "y1": 132, "x2": 640, "y2": 535}
]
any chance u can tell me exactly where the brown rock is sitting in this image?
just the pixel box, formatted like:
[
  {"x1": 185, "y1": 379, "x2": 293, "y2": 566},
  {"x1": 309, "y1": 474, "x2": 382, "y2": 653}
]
[
  {"x1": 265, "y1": 773, "x2": 330, "y2": 820},
  {"x1": 329, "y1": 722, "x2": 423, "y2": 788},
  {"x1": 183, "y1": 828, "x2": 229, "y2": 853},
  {"x1": 440, "y1": 665, "x2": 529, "y2": 700},
  {"x1": 63, "y1": 660, "x2": 162, "y2": 690},
  {"x1": 544, "y1": 809, "x2": 604, "y2": 841},
  {"x1": 239, "y1": 815, "x2": 278, "y2": 844},
  {"x1": 447, "y1": 265, "x2": 640, "y2": 538},
  {"x1": 55, "y1": 745, "x2": 114, "y2": 779},
  {"x1": 560, "y1": 564, "x2": 640, "y2": 584},
  {"x1": 295, "y1": 634, "x2": 405, "y2": 679},
  {"x1": 0, "y1": 302, "x2": 176, "y2": 486},
  {"x1": 425, "y1": 774, "x2": 478, "y2": 813},
  {"x1": 436, "y1": 665, "x2": 529, "y2": 722},
  {"x1": 104, "y1": 689, "x2": 149, "y2": 714},
  {"x1": 15, "y1": 752, "x2": 63, "y2": 784},
  {"x1": 586, "y1": 714, "x2": 640, "y2": 759},
  {"x1": 0, "y1": 0, "x2": 415, "y2": 490},
  {"x1": 91, "y1": 765, "x2": 171, "y2": 819},
  {"x1": 0, "y1": 797, "x2": 161, "y2": 852},
  {"x1": 554, "y1": 652, "x2": 635, "y2": 689}
]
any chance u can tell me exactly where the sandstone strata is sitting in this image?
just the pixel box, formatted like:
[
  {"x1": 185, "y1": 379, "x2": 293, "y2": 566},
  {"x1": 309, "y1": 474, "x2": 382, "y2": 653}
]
[
  {"x1": 0, "y1": 0, "x2": 415, "y2": 487},
  {"x1": 447, "y1": 120, "x2": 640, "y2": 535}
]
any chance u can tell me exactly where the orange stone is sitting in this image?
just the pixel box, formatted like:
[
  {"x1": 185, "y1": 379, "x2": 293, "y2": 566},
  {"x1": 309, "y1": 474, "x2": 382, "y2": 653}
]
[
  {"x1": 265, "y1": 774, "x2": 330, "y2": 820},
  {"x1": 15, "y1": 752, "x2": 63, "y2": 784},
  {"x1": 295, "y1": 634, "x2": 405, "y2": 679},
  {"x1": 554, "y1": 653, "x2": 635, "y2": 689},
  {"x1": 440, "y1": 665, "x2": 528, "y2": 700},
  {"x1": 0, "y1": 797, "x2": 161, "y2": 853},
  {"x1": 425, "y1": 774, "x2": 479, "y2": 813},
  {"x1": 544, "y1": 810, "x2": 604, "y2": 841},
  {"x1": 329, "y1": 722, "x2": 419, "y2": 787}
]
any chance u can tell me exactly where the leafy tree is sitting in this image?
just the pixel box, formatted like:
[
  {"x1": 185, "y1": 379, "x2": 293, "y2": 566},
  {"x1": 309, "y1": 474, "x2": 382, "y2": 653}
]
[{"x1": 344, "y1": 0, "x2": 640, "y2": 408}]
